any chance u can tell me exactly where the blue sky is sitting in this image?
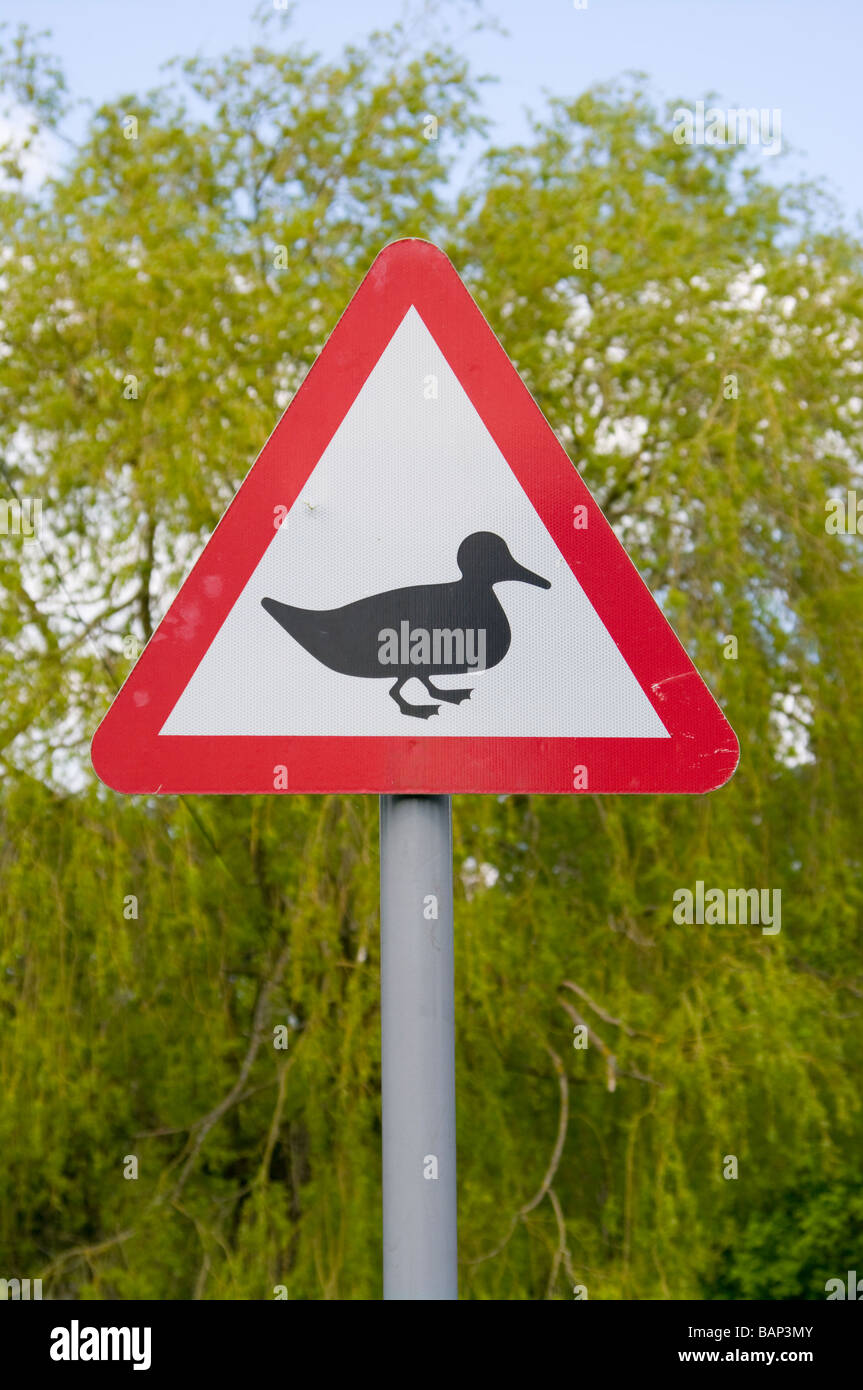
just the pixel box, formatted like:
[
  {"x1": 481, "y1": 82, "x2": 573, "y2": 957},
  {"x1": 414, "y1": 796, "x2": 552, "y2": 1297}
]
[{"x1": 3, "y1": 0, "x2": 862, "y2": 221}]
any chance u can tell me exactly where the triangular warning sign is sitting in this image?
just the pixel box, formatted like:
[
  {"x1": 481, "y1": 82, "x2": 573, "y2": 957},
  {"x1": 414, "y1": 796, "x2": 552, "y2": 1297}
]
[{"x1": 92, "y1": 239, "x2": 738, "y2": 795}]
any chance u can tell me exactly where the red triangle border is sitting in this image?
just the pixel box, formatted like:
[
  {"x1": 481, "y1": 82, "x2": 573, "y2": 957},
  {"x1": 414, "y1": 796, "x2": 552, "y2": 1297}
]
[{"x1": 91, "y1": 239, "x2": 739, "y2": 794}]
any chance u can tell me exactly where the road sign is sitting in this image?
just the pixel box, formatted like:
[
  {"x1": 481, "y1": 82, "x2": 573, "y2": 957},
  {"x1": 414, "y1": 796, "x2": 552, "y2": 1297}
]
[{"x1": 91, "y1": 239, "x2": 738, "y2": 795}]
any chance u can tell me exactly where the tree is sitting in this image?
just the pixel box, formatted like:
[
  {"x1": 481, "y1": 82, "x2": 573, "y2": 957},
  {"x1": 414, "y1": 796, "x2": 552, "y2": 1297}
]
[{"x1": 1, "y1": 16, "x2": 861, "y2": 1299}]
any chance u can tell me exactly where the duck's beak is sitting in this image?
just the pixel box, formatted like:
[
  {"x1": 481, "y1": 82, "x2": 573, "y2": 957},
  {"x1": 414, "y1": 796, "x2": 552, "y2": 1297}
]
[{"x1": 504, "y1": 557, "x2": 551, "y2": 589}]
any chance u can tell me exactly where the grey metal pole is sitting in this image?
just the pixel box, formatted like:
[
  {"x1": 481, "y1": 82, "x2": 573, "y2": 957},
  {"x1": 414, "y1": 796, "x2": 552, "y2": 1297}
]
[{"x1": 379, "y1": 794, "x2": 458, "y2": 1300}]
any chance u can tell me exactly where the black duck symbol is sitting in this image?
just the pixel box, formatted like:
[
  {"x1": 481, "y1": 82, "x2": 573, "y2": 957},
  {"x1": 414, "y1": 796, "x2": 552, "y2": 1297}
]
[{"x1": 261, "y1": 531, "x2": 550, "y2": 719}]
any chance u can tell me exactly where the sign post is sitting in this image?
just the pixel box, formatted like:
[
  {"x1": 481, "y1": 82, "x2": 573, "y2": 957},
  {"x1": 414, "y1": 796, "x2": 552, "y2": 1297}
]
[
  {"x1": 92, "y1": 237, "x2": 738, "y2": 1301},
  {"x1": 380, "y1": 794, "x2": 457, "y2": 1300}
]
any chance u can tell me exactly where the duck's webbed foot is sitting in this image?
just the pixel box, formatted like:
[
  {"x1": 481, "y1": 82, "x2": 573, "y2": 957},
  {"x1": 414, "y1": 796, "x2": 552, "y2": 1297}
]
[
  {"x1": 422, "y1": 678, "x2": 473, "y2": 705},
  {"x1": 389, "y1": 678, "x2": 440, "y2": 719}
]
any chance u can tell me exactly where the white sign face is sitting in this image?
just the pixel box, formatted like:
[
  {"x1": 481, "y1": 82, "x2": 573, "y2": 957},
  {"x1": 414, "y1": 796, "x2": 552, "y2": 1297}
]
[{"x1": 161, "y1": 307, "x2": 668, "y2": 740}]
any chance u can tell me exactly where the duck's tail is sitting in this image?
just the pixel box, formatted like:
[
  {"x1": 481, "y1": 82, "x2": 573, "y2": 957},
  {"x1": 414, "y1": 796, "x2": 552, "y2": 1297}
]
[{"x1": 261, "y1": 597, "x2": 304, "y2": 637}]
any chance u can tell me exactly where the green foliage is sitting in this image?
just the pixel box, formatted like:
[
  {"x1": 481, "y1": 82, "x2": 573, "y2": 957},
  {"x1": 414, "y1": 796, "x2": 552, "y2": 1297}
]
[
  {"x1": 1, "y1": 11, "x2": 861, "y2": 1299},
  {"x1": 712, "y1": 1183, "x2": 863, "y2": 1300}
]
